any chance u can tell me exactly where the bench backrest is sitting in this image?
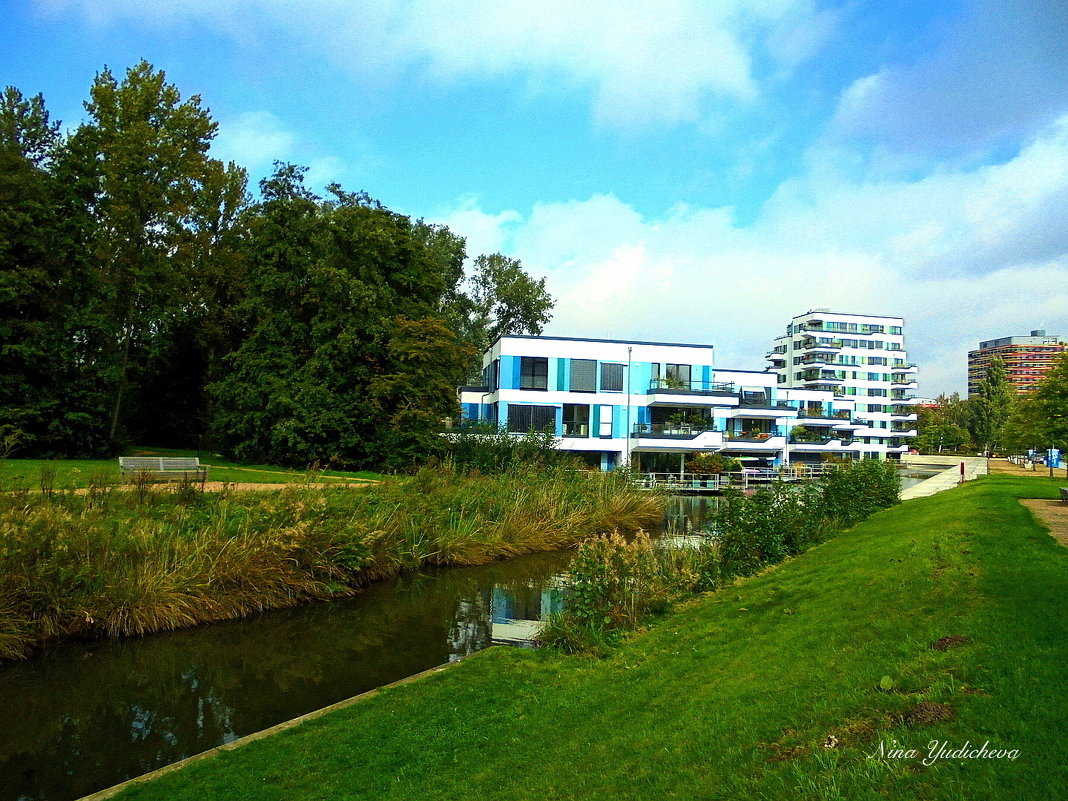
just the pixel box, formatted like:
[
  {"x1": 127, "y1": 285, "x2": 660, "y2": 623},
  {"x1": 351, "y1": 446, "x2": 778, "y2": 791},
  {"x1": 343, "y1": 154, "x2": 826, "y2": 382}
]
[{"x1": 118, "y1": 457, "x2": 202, "y2": 470}]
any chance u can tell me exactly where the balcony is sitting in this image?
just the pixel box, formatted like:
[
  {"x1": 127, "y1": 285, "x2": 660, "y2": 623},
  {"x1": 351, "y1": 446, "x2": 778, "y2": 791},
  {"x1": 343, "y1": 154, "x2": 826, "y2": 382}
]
[
  {"x1": 831, "y1": 418, "x2": 868, "y2": 430},
  {"x1": 789, "y1": 435, "x2": 855, "y2": 447},
  {"x1": 799, "y1": 338, "x2": 842, "y2": 353},
  {"x1": 647, "y1": 378, "x2": 737, "y2": 400},
  {"x1": 631, "y1": 424, "x2": 724, "y2": 451},
  {"x1": 801, "y1": 373, "x2": 845, "y2": 386},
  {"x1": 631, "y1": 422, "x2": 717, "y2": 439},
  {"x1": 891, "y1": 376, "x2": 918, "y2": 387},
  {"x1": 890, "y1": 412, "x2": 919, "y2": 422},
  {"x1": 721, "y1": 433, "x2": 787, "y2": 451}
]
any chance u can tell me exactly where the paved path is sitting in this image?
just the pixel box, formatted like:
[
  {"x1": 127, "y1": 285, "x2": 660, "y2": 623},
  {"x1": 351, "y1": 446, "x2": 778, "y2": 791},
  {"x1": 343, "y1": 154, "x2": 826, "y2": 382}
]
[{"x1": 899, "y1": 456, "x2": 988, "y2": 500}]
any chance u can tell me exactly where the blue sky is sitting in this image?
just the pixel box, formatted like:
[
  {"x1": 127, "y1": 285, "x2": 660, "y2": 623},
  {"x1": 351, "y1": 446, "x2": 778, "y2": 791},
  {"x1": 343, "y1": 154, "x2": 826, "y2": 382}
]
[{"x1": 4, "y1": 0, "x2": 1067, "y2": 395}]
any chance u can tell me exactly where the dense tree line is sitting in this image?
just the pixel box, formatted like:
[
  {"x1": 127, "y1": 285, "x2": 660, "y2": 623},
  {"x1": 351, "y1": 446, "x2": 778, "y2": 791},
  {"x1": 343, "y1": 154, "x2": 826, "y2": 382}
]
[
  {"x1": 916, "y1": 353, "x2": 1068, "y2": 458},
  {"x1": 0, "y1": 62, "x2": 552, "y2": 468}
]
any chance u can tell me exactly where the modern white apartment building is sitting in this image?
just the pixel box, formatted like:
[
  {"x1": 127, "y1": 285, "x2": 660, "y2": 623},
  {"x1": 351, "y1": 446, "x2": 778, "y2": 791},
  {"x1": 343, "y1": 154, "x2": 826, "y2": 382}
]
[
  {"x1": 458, "y1": 335, "x2": 871, "y2": 471},
  {"x1": 766, "y1": 310, "x2": 918, "y2": 458}
]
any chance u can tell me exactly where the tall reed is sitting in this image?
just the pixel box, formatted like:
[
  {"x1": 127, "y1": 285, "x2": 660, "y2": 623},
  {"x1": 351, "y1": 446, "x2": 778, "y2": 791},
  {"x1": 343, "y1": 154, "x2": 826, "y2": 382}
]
[{"x1": 0, "y1": 464, "x2": 663, "y2": 660}]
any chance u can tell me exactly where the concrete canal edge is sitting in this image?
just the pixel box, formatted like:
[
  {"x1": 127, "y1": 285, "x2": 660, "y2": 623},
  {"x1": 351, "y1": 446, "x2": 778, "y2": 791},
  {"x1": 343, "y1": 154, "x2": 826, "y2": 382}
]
[
  {"x1": 75, "y1": 659, "x2": 464, "y2": 801},
  {"x1": 899, "y1": 455, "x2": 988, "y2": 501}
]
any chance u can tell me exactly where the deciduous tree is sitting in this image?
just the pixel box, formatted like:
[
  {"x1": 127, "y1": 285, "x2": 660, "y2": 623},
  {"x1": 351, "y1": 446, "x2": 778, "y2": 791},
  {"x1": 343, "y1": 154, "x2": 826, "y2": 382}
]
[{"x1": 968, "y1": 357, "x2": 1015, "y2": 455}]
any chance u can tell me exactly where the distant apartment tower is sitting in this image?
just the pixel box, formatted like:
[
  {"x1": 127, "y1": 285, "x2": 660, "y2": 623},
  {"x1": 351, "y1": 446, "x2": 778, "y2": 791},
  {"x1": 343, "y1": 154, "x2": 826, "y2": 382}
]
[
  {"x1": 767, "y1": 310, "x2": 917, "y2": 459},
  {"x1": 967, "y1": 330, "x2": 1066, "y2": 396}
]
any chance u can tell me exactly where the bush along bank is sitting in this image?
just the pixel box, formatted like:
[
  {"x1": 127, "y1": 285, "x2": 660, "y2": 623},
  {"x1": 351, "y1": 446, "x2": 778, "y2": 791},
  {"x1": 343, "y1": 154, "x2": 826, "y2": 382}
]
[
  {"x1": 0, "y1": 465, "x2": 664, "y2": 661},
  {"x1": 539, "y1": 458, "x2": 901, "y2": 652}
]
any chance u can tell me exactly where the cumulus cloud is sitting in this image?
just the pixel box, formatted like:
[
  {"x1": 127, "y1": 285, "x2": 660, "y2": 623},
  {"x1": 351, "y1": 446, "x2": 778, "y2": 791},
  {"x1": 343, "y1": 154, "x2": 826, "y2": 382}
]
[
  {"x1": 43, "y1": 0, "x2": 832, "y2": 127},
  {"x1": 212, "y1": 111, "x2": 296, "y2": 169},
  {"x1": 831, "y1": 0, "x2": 1068, "y2": 155},
  {"x1": 433, "y1": 114, "x2": 1068, "y2": 395}
]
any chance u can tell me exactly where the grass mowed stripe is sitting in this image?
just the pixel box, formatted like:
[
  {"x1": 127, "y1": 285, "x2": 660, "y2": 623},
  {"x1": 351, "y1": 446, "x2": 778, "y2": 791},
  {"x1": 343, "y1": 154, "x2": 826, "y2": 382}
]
[{"x1": 113, "y1": 476, "x2": 1068, "y2": 801}]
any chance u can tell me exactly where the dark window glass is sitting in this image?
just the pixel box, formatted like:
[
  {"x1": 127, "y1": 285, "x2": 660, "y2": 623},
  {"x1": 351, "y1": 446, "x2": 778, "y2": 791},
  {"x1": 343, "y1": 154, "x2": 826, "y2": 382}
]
[
  {"x1": 569, "y1": 358, "x2": 596, "y2": 392},
  {"x1": 563, "y1": 404, "x2": 589, "y2": 437},
  {"x1": 520, "y1": 357, "x2": 548, "y2": 390},
  {"x1": 507, "y1": 404, "x2": 557, "y2": 433},
  {"x1": 600, "y1": 363, "x2": 624, "y2": 392},
  {"x1": 666, "y1": 363, "x2": 691, "y2": 387}
]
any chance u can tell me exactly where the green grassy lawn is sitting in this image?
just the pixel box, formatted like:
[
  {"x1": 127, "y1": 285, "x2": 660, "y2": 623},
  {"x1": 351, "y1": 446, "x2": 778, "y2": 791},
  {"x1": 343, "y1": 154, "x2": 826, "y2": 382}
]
[
  {"x1": 0, "y1": 447, "x2": 383, "y2": 489},
  {"x1": 113, "y1": 475, "x2": 1068, "y2": 801}
]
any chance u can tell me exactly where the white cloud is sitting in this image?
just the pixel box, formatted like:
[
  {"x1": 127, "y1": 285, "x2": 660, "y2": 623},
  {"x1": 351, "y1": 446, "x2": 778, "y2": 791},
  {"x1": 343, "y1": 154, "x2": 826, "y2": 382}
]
[
  {"x1": 434, "y1": 115, "x2": 1068, "y2": 395},
  {"x1": 433, "y1": 196, "x2": 523, "y2": 261},
  {"x1": 212, "y1": 111, "x2": 295, "y2": 169},
  {"x1": 44, "y1": 0, "x2": 832, "y2": 127},
  {"x1": 830, "y1": 0, "x2": 1068, "y2": 155}
]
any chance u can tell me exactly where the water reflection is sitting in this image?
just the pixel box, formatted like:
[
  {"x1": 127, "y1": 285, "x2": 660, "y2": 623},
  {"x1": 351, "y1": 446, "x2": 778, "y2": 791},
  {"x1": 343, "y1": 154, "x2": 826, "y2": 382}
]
[{"x1": 1, "y1": 550, "x2": 572, "y2": 801}]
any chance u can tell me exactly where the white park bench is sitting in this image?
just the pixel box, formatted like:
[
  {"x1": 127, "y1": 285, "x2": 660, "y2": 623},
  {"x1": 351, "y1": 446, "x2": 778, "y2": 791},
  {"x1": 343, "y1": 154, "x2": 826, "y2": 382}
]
[{"x1": 118, "y1": 456, "x2": 208, "y2": 484}]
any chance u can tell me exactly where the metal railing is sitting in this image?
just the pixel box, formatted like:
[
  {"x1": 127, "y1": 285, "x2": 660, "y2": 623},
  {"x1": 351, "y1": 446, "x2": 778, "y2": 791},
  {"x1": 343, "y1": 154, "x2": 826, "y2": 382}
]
[
  {"x1": 789, "y1": 435, "x2": 855, "y2": 445},
  {"x1": 631, "y1": 463, "x2": 840, "y2": 491},
  {"x1": 648, "y1": 378, "x2": 736, "y2": 394},
  {"x1": 631, "y1": 423, "x2": 718, "y2": 437}
]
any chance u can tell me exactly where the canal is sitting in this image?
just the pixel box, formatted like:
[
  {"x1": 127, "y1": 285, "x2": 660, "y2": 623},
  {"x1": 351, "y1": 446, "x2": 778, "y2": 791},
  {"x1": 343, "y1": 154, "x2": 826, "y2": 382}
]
[{"x1": 2, "y1": 470, "x2": 924, "y2": 801}]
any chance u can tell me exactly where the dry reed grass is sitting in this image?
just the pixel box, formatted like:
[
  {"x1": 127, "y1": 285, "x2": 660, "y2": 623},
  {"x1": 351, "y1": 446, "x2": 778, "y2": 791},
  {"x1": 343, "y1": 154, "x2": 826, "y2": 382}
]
[{"x1": 0, "y1": 466, "x2": 662, "y2": 660}]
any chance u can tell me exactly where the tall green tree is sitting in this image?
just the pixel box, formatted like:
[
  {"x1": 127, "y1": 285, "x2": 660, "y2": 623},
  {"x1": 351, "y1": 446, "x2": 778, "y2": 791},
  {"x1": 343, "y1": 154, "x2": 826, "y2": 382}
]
[
  {"x1": 210, "y1": 166, "x2": 472, "y2": 468},
  {"x1": 968, "y1": 356, "x2": 1016, "y2": 455},
  {"x1": 75, "y1": 61, "x2": 246, "y2": 446},
  {"x1": 1002, "y1": 352, "x2": 1068, "y2": 455},
  {"x1": 0, "y1": 88, "x2": 63, "y2": 452},
  {"x1": 0, "y1": 88, "x2": 113, "y2": 455},
  {"x1": 450, "y1": 253, "x2": 554, "y2": 371},
  {"x1": 914, "y1": 393, "x2": 973, "y2": 453}
]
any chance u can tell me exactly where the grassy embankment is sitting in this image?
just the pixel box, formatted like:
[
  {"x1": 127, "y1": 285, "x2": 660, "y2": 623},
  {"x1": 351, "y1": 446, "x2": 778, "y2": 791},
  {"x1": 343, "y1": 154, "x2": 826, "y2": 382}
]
[
  {"x1": 0, "y1": 447, "x2": 384, "y2": 488},
  {"x1": 108, "y1": 474, "x2": 1067, "y2": 801},
  {"x1": 0, "y1": 466, "x2": 662, "y2": 660}
]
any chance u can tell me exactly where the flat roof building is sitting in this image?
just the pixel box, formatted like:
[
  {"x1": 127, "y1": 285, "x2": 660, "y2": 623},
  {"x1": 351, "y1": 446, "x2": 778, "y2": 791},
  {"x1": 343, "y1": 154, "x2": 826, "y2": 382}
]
[
  {"x1": 458, "y1": 334, "x2": 867, "y2": 471},
  {"x1": 967, "y1": 330, "x2": 1066, "y2": 395},
  {"x1": 766, "y1": 309, "x2": 917, "y2": 458}
]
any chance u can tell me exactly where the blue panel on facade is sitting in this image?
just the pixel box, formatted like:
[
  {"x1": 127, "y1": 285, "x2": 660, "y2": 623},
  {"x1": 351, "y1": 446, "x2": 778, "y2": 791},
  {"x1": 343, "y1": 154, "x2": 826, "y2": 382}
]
[{"x1": 500, "y1": 355, "x2": 517, "y2": 390}]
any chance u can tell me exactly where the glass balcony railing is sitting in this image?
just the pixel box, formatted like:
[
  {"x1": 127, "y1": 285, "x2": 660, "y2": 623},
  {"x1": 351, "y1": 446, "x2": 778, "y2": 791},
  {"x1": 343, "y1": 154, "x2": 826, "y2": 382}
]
[
  {"x1": 648, "y1": 379, "x2": 736, "y2": 394},
  {"x1": 631, "y1": 422, "x2": 718, "y2": 438}
]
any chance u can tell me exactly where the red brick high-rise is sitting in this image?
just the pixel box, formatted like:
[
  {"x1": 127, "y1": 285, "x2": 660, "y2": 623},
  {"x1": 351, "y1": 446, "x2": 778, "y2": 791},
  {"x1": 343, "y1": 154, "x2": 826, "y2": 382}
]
[{"x1": 967, "y1": 330, "x2": 1066, "y2": 396}]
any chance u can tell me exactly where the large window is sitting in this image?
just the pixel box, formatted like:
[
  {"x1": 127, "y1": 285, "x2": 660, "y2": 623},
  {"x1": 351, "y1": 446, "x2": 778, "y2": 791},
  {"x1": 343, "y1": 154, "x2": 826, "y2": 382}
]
[
  {"x1": 507, "y1": 404, "x2": 556, "y2": 433},
  {"x1": 600, "y1": 363, "x2": 624, "y2": 392},
  {"x1": 519, "y1": 356, "x2": 548, "y2": 390},
  {"x1": 666, "y1": 363, "x2": 691, "y2": 388},
  {"x1": 569, "y1": 358, "x2": 596, "y2": 392},
  {"x1": 563, "y1": 404, "x2": 589, "y2": 437},
  {"x1": 482, "y1": 359, "x2": 499, "y2": 391}
]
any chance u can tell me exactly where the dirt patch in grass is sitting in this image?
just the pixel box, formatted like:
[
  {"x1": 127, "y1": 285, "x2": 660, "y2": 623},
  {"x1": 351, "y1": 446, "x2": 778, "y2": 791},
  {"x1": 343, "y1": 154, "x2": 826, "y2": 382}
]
[
  {"x1": 930, "y1": 634, "x2": 969, "y2": 651},
  {"x1": 1020, "y1": 499, "x2": 1068, "y2": 547},
  {"x1": 767, "y1": 743, "x2": 809, "y2": 761},
  {"x1": 904, "y1": 702, "x2": 955, "y2": 727}
]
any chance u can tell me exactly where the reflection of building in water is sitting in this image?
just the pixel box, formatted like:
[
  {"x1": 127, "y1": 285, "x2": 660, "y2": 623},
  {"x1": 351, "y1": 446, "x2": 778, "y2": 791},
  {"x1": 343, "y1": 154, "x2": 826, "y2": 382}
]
[
  {"x1": 490, "y1": 581, "x2": 566, "y2": 645},
  {"x1": 447, "y1": 592, "x2": 493, "y2": 660}
]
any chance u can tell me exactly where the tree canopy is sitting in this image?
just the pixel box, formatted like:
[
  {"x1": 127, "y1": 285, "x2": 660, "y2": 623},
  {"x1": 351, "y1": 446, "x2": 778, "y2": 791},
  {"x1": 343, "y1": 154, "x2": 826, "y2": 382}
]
[
  {"x1": 968, "y1": 356, "x2": 1015, "y2": 456},
  {"x1": 1001, "y1": 352, "x2": 1068, "y2": 454},
  {"x1": 0, "y1": 64, "x2": 553, "y2": 468}
]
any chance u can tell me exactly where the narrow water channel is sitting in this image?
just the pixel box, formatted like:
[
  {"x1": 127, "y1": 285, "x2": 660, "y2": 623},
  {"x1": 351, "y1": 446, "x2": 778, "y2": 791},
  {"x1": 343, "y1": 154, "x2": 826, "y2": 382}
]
[{"x1": 2, "y1": 549, "x2": 573, "y2": 801}]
